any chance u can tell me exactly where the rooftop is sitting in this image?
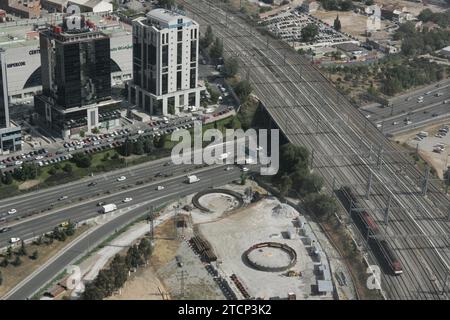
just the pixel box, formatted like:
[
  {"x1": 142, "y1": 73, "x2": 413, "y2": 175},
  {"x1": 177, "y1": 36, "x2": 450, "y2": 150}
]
[{"x1": 142, "y1": 8, "x2": 197, "y2": 30}]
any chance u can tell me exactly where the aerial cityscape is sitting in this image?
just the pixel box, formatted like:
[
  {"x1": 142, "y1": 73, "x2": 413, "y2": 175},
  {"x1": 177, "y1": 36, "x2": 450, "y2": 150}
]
[{"x1": 0, "y1": 0, "x2": 449, "y2": 304}]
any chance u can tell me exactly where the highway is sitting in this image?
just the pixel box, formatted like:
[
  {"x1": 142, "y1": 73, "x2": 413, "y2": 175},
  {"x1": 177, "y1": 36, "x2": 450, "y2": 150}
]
[
  {"x1": 360, "y1": 80, "x2": 450, "y2": 134},
  {"x1": 2, "y1": 164, "x2": 242, "y2": 299},
  {"x1": 183, "y1": 0, "x2": 450, "y2": 300}
]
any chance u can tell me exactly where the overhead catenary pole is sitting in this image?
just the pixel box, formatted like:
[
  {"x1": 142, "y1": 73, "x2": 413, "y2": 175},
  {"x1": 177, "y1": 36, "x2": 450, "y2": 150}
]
[
  {"x1": 422, "y1": 165, "x2": 430, "y2": 196},
  {"x1": 366, "y1": 171, "x2": 373, "y2": 200},
  {"x1": 384, "y1": 194, "x2": 392, "y2": 225}
]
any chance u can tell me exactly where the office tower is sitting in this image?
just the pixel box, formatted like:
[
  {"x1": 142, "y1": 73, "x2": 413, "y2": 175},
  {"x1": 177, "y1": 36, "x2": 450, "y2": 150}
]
[
  {"x1": 129, "y1": 8, "x2": 202, "y2": 115},
  {"x1": 34, "y1": 14, "x2": 120, "y2": 138},
  {"x1": 0, "y1": 48, "x2": 22, "y2": 153}
]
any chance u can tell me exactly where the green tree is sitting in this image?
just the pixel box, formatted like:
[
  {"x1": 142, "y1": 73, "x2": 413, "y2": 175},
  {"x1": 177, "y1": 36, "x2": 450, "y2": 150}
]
[
  {"x1": 209, "y1": 37, "x2": 224, "y2": 59},
  {"x1": 240, "y1": 173, "x2": 247, "y2": 185},
  {"x1": 201, "y1": 25, "x2": 214, "y2": 48},
  {"x1": 79, "y1": 130, "x2": 85, "y2": 138},
  {"x1": 125, "y1": 245, "x2": 144, "y2": 269},
  {"x1": 12, "y1": 255, "x2": 22, "y2": 267},
  {"x1": 71, "y1": 152, "x2": 92, "y2": 168},
  {"x1": 278, "y1": 144, "x2": 309, "y2": 175},
  {"x1": 133, "y1": 139, "x2": 144, "y2": 155},
  {"x1": 6, "y1": 246, "x2": 13, "y2": 259},
  {"x1": 63, "y1": 163, "x2": 73, "y2": 173},
  {"x1": 303, "y1": 193, "x2": 337, "y2": 220},
  {"x1": 82, "y1": 282, "x2": 105, "y2": 300},
  {"x1": 301, "y1": 24, "x2": 319, "y2": 43},
  {"x1": 334, "y1": 15, "x2": 341, "y2": 32},
  {"x1": 222, "y1": 57, "x2": 239, "y2": 78},
  {"x1": 143, "y1": 138, "x2": 154, "y2": 153},
  {"x1": 2, "y1": 172, "x2": 13, "y2": 185},
  {"x1": 18, "y1": 241, "x2": 27, "y2": 256},
  {"x1": 120, "y1": 139, "x2": 134, "y2": 156},
  {"x1": 279, "y1": 174, "x2": 292, "y2": 196},
  {"x1": 138, "y1": 238, "x2": 153, "y2": 260},
  {"x1": 234, "y1": 80, "x2": 253, "y2": 102},
  {"x1": 110, "y1": 254, "x2": 128, "y2": 290},
  {"x1": 30, "y1": 250, "x2": 39, "y2": 260},
  {"x1": 48, "y1": 167, "x2": 57, "y2": 175},
  {"x1": 159, "y1": 0, "x2": 175, "y2": 9},
  {"x1": 0, "y1": 258, "x2": 8, "y2": 268}
]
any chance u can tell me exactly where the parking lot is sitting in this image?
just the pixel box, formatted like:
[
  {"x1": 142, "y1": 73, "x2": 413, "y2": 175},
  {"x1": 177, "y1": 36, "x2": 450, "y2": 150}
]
[
  {"x1": 259, "y1": 9, "x2": 356, "y2": 49},
  {"x1": 399, "y1": 123, "x2": 450, "y2": 178}
]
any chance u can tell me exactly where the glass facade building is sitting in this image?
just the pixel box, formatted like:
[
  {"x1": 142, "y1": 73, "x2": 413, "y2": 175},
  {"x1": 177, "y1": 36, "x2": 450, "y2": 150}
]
[{"x1": 0, "y1": 48, "x2": 9, "y2": 129}]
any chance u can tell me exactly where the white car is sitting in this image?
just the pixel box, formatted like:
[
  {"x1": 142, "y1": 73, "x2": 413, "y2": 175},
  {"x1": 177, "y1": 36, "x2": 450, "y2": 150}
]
[
  {"x1": 58, "y1": 195, "x2": 68, "y2": 201},
  {"x1": 117, "y1": 176, "x2": 127, "y2": 182},
  {"x1": 123, "y1": 197, "x2": 133, "y2": 203},
  {"x1": 8, "y1": 209, "x2": 17, "y2": 215},
  {"x1": 392, "y1": 121, "x2": 399, "y2": 125},
  {"x1": 225, "y1": 166, "x2": 234, "y2": 171},
  {"x1": 241, "y1": 167, "x2": 249, "y2": 172},
  {"x1": 156, "y1": 185, "x2": 165, "y2": 190},
  {"x1": 10, "y1": 237, "x2": 21, "y2": 244}
]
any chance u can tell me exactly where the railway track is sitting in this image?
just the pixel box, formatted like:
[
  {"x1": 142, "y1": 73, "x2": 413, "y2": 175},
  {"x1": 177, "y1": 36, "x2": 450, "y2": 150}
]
[{"x1": 181, "y1": 0, "x2": 450, "y2": 299}]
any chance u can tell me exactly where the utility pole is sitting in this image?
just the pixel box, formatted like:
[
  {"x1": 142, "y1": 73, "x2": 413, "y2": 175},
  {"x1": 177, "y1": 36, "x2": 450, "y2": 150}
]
[
  {"x1": 176, "y1": 270, "x2": 188, "y2": 298},
  {"x1": 441, "y1": 272, "x2": 449, "y2": 296},
  {"x1": 384, "y1": 194, "x2": 392, "y2": 225},
  {"x1": 366, "y1": 171, "x2": 373, "y2": 200},
  {"x1": 422, "y1": 165, "x2": 430, "y2": 196},
  {"x1": 310, "y1": 149, "x2": 315, "y2": 169},
  {"x1": 376, "y1": 146, "x2": 383, "y2": 170}
]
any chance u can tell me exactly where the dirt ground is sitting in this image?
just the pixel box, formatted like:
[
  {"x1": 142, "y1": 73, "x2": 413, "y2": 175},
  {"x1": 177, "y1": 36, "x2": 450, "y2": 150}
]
[
  {"x1": 0, "y1": 224, "x2": 90, "y2": 297},
  {"x1": 312, "y1": 10, "x2": 391, "y2": 39},
  {"x1": 393, "y1": 122, "x2": 450, "y2": 179},
  {"x1": 18, "y1": 180, "x2": 40, "y2": 191},
  {"x1": 374, "y1": 0, "x2": 447, "y2": 15}
]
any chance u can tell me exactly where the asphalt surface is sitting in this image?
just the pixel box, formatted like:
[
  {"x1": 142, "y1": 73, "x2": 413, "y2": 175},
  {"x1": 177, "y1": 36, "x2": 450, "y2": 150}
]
[
  {"x1": 360, "y1": 80, "x2": 450, "y2": 134},
  {"x1": 3, "y1": 164, "x2": 243, "y2": 300},
  {"x1": 184, "y1": 0, "x2": 450, "y2": 300}
]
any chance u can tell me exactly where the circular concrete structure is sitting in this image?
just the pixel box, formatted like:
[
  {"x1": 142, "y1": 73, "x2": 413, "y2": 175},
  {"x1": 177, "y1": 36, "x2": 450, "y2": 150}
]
[
  {"x1": 192, "y1": 189, "x2": 244, "y2": 213},
  {"x1": 243, "y1": 242, "x2": 297, "y2": 272}
]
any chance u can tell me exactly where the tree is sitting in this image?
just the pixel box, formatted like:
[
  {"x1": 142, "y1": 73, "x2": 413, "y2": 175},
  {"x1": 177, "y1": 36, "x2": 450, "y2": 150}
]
[
  {"x1": 138, "y1": 238, "x2": 153, "y2": 260},
  {"x1": 133, "y1": 139, "x2": 144, "y2": 155},
  {"x1": 63, "y1": 163, "x2": 73, "y2": 173},
  {"x1": 296, "y1": 173, "x2": 324, "y2": 196},
  {"x1": 110, "y1": 254, "x2": 128, "y2": 290},
  {"x1": 240, "y1": 173, "x2": 247, "y2": 185},
  {"x1": 125, "y1": 245, "x2": 144, "y2": 269},
  {"x1": 279, "y1": 174, "x2": 292, "y2": 196},
  {"x1": 143, "y1": 138, "x2": 154, "y2": 153},
  {"x1": 201, "y1": 25, "x2": 214, "y2": 48},
  {"x1": 18, "y1": 241, "x2": 27, "y2": 256},
  {"x1": 159, "y1": 0, "x2": 175, "y2": 9},
  {"x1": 2, "y1": 171, "x2": 13, "y2": 185},
  {"x1": 334, "y1": 15, "x2": 341, "y2": 32},
  {"x1": 95, "y1": 269, "x2": 115, "y2": 297},
  {"x1": 120, "y1": 139, "x2": 134, "y2": 156},
  {"x1": 303, "y1": 193, "x2": 337, "y2": 220},
  {"x1": 234, "y1": 80, "x2": 253, "y2": 102},
  {"x1": 65, "y1": 220, "x2": 76, "y2": 236},
  {"x1": 91, "y1": 127, "x2": 100, "y2": 134},
  {"x1": 30, "y1": 250, "x2": 39, "y2": 260},
  {"x1": 278, "y1": 144, "x2": 310, "y2": 175},
  {"x1": 79, "y1": 130, "x2": 85, "y2": 138},
  {"x1": 82, "y1": 282, "x2": 105, "y2": 300},
  {"x1": 0, "y1": 258, "x2": 8, "y2": 268},
  {"x1": 301, "y1": 24, "x2": 319, "y2": 43},
  {"x1": 48, "y1": 167, "x2": 57, "y2": 175},
  {"x1": 222, "y1": 57, "x2": 239, "y2": 78},
  {"x1": 209, "y1": 37, "x2": 223, "y2": 59},
  {"x1": 12, "y1": 255, "x2": 22, "y2": 267},
  {"x1": 71, "y1": 152, "x2": 92, "y2": 168},
  {"x1": 6, "y1": 246, "x2": 12, "y2": 259},
  {"x1": 0, "y1": 271, "x2": 2, "y2": 286}
]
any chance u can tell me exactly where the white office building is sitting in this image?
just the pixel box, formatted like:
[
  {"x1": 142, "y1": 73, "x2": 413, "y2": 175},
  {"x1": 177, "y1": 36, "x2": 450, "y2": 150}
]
[{"x1": 128, "y1": 9, "x2": 203, "y2": 115}]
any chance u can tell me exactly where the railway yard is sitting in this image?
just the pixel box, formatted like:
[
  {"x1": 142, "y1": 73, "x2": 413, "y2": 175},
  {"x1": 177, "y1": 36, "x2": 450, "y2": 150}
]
[{"x1": 182, "y1": 0, "x2": 450, "y2": 300}]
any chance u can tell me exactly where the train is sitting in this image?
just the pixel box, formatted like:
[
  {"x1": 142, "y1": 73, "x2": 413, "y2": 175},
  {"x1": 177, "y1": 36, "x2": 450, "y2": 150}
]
[{"x1": 338, "y1": 186, "x2": 403, "y2": 276}]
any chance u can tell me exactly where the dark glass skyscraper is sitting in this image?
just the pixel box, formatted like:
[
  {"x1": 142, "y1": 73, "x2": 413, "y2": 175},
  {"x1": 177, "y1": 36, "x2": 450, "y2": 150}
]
[
  {"x1": 35, "y1": 18, "x2": 120, "y2": 138},
  {"x1": 0, "y1": 48, "x2": 9, "y2": 129}
]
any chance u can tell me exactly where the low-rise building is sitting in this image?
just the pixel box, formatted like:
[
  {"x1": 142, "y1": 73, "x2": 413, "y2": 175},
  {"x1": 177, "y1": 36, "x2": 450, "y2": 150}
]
[
  {"x1": 301, "y1": 0, "x2": 319, "y2": 14},
  {"x1": 68, "y1": 0, "x2": 112, "y2": 13},
  {"x1": 0, "y1": 0, "x2": 41, "y2": 19},
  {"x1": 439, "y1": 46, "x2": 450, "y2": 59},
  {"x1": 40, "y1": 0, "x2": 68, "y2": 12}
]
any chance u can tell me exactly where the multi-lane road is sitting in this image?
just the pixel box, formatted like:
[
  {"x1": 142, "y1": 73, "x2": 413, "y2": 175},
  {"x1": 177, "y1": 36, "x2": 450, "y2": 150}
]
[
  {"x1": 183, "y1": 0, "x2": 450, "y2": 300},
  {"x1": 1, "y1": 163, "x2": 242, "y2": 299},
  {"x1": 360, "y1": 80, "x2": 450, "y2": 134}
]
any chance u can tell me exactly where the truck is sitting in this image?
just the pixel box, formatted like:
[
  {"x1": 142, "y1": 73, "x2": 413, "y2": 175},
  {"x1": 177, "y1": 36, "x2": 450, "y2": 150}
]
[
  {"x1": 101, "y1": 203, "x2": 117, "y2": 214},
  {"x1": 186, "y1": 175, "x2": 200, "y2": 184}
]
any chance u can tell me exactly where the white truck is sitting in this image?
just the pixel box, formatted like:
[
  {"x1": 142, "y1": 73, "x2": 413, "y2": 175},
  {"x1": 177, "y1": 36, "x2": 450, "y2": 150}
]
[
  {"x1": 186, "y1": 175, "x2": 200, "y2": 184},
  {"x1": 101, "y1": 203, "x2": 117, "y2": 214}
]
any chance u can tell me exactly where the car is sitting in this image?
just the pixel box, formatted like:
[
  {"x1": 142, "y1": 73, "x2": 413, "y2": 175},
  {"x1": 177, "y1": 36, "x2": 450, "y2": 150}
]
[
  {"x1": 123, "y1": 197, "x2": 133, "y2": 203},
  {"x1": 241, "y1": 167, "x2": 249, "y2": 172},
  {"x1": 117, "y1": 176, "x2": 126, "y2": 182},
  {"x1": 88, "y1": 181, "x2": 97, "y2": 187},
  {"x1": 392, "y1": 121, "x2": 399, "y2": 125},
  {"x1": 59, "y1": 195, "x2": 68, "y2": 201},
  {"x1": 226, "y1": 166, "x2": 234, "y2": 171},
  {"x1": 97, "y1": 201, "x2": 106, "y2": 207},
  {"x1": 8, "y1": 209, "x2": 17, "y2": 215},
  {"x1": 156, "y1": 185, "x2": 165, "y2": 190},
  {"x1": 163, "y1": 161, "x2": 171, "y2": 166},
  {"x1": 0, "y1": 227, "x2": 11, "y2": 233},
  {"x1": 9, "y1": 237, "x2": 21, "y2": 244},
  {"x1": 155, "y1": 172, "x2": 163, "y2": 177}
]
